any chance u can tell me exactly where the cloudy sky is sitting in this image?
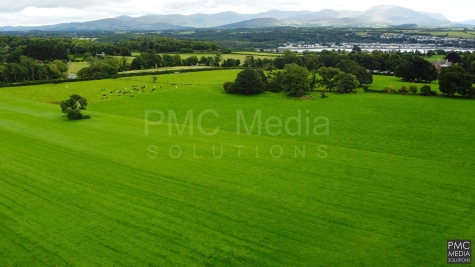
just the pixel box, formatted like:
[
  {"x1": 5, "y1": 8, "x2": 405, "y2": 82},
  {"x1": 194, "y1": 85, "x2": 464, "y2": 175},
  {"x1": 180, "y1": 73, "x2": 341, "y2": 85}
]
[{"x1": 0, "y1": 0, "x2": 473, "y2": 27}]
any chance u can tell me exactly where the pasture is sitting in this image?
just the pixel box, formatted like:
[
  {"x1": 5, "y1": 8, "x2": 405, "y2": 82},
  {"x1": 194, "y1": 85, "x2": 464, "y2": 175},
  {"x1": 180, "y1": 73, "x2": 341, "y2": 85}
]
[{"x1": 0, "y1": 69, "x2": 474, "y2": 266}]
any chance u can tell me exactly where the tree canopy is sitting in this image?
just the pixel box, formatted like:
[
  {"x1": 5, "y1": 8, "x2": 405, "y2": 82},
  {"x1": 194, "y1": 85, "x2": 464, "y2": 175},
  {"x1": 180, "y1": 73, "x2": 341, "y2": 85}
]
[
  {"x1": 394, "y1": 55, "x2": 438, "y2": 83},
  {"x1": 438, "y1": 65, "x2": 474, "y2": 97},
  {"x1": 233, "y1": 69, "x2": 265, "y2": 94},
  {"x1": 60, "y1": 94, "x2": 90, "y2": 120},
  {"x1": 280, "y1": 63, "x2": 310, "y2": 95},
  {"x1": 317, "y1": 67, "x2": 341, "y2": 91},
  {"x1": 334, "y1": 73, "x2": 359, "y2": 93}
]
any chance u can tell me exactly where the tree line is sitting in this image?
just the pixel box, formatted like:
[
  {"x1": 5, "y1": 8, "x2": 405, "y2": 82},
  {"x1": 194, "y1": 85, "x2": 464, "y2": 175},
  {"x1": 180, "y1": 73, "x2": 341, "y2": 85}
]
[
  {"x1": 224, "y1": 49, "x2": 475, "y2": 98},
  {"x1": 0, "y1": 35, "x2": 221, "y2": 83}
]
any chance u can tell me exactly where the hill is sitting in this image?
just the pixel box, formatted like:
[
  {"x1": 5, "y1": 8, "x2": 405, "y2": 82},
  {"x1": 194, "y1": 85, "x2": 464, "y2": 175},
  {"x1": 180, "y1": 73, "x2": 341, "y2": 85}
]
[
  {"x1": 216, "y1": 18, "x2": 283, "y2": 29},
  {"x1": 0, "y1": 5, "x2": 454, "y2": 31}
]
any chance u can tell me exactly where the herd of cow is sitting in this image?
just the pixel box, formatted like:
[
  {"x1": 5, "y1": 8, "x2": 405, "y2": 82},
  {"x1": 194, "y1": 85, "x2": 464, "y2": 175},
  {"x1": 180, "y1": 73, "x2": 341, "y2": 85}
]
[{"x1": 100, "y1": 85, "x2": 160, "y2": 99}]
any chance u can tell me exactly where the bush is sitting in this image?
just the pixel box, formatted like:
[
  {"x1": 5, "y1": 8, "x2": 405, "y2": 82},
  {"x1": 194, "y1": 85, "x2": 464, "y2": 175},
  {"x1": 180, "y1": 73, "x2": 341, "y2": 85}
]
[
  {"x1": 398, "y1": 85, "x2": 408, "y2": 95},
  {"x1": 265, "y1": 80, "x2": 283, "y2": 92},
  {"x1": 409, "y1": 85, "x2": 418, "y2": 94},
  {"x1": 321, "y1": 89, "x2": 328, "y2": 98},
  {"x1": 296, "y1": 89, "x2": 305, "y2": 97},
  {"x1": 468, "y1": 87, "x2": 475, "y2": 98},
  {"x1": 362, "y1": 85, "x2": 369, "y2": 92},
  {"x1": 223, "y1": 82, "x2": 237, "y2": 94},
  {"x1": 223, "y1": 81, "x2": 233, "y2": 91},
  {"x1": 420, "y1": 85, "x2": 434, "y2": 96},
  {"x1": 384, "y1": 85, "x2": 395, "y2": 94}
]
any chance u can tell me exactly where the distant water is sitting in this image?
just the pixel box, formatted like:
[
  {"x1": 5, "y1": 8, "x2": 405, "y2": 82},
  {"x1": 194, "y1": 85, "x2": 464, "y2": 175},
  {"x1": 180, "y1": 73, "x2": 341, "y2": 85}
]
[{"x1": 279, "y1": 47, "x2": 475, "y2": 53}]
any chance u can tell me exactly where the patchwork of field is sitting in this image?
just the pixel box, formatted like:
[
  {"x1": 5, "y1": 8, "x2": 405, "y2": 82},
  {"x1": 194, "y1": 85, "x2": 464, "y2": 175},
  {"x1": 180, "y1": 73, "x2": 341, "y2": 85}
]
[{"x1": 0, "y1": 70, "x2": 474, "y2": 266}]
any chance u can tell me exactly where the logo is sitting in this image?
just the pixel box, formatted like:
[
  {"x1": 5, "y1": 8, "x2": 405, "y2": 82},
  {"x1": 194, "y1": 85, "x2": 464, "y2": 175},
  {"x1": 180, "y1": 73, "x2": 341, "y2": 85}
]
[{"x1": 448, "y1": 240, "x2": 471, "y2": 264}]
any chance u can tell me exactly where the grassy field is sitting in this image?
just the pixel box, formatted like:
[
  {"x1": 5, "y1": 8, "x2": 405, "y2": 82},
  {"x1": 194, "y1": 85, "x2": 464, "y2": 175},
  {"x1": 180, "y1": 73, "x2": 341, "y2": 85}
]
[
  {"x1": 368, "y1": 75, "x2": 438, "y2": 91},
  {"x1": 0, "y1": 70, "x2": 474, "y2": 266},
  {"x1": 68, "y1": 62, "x2": 90, "y2": 75}
]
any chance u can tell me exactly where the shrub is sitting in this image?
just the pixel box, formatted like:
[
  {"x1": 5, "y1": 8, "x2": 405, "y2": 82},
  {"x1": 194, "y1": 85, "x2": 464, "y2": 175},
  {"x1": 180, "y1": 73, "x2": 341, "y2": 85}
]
[
  {"x1": 398, "y1": 85, "x2": 408, "y2": 95},
  {"x1": 384, "y1": 85, "x2": 395, "y2": 94},
  {"x1": 468, "y1": 87, "x2": 475, "y2": 98},
  {"x1": 265, "y1": 80, "x2": 283, "y2": 92},
  {"x1": 223, "y1": 81, "x2": 233, "y2": 91},
  {"x1": 296, "y1": 89, "x2": 305, "y2": 97},
  {"x1": 409, "y1": 85, "x2": 418, "y2": 94},
  {"x1": 362, "y1": 85, "x2": 369, "y2": 92},
  {"x1": 420, "y1": 85, "x2": 434, "y2": 96},
  {"x1": 223, "y1": 82, "x2": 237, "y2": 94},
  {"x1": 321, "y1": 89, "x2": 328, "y2": 98}
]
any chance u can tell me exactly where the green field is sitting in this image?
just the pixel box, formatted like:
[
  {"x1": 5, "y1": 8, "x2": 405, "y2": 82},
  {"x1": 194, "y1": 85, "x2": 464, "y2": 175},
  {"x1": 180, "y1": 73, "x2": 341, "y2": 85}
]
[
  {"x1": 0, "y1": 70, "x2": 474, "y2": 266},
  {"x1": 367, "y1": 75, "x2": 437, "y2": 91},
  {"x1": 68, "y1": 62, "x2": 90, "y2": 75}
]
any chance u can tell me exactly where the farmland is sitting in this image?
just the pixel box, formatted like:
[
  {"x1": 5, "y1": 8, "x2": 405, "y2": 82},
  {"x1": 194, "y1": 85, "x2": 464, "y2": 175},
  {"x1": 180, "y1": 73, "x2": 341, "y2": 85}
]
[{"x1": 0, "y1": 69, "x2": 474, "y2": 266}]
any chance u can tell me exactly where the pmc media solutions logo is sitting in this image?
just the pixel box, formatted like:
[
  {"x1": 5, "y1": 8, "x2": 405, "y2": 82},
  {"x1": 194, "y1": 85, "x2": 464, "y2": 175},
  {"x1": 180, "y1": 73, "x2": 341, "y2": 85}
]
[{"x1": 447, "y1": 240, "x2": 471, "y2": 264}]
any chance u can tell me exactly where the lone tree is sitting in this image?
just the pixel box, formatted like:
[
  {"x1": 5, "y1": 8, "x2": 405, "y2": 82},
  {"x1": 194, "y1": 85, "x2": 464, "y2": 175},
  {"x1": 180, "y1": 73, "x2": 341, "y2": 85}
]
[{"x1": 60, "y1": 94, "x2": 90, "y2": 120}]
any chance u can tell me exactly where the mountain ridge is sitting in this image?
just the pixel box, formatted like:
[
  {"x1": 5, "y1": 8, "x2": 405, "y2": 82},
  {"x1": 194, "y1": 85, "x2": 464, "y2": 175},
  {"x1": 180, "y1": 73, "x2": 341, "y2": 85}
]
[{"x1": 0, "y1": 5, "x2": 466, "y2": 31}]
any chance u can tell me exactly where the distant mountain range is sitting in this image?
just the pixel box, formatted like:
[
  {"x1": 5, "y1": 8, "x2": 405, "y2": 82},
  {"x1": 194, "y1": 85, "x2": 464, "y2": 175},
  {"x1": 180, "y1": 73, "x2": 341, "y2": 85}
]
[{"x1": 1, "y1": 5, "x2": 473, "y2": 32}]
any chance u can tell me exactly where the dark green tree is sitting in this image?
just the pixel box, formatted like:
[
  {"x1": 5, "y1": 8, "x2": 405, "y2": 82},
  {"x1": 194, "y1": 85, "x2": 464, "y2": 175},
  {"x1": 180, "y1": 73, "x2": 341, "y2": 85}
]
[
  {"x1": 445, "y1": 52, "x2": 462, "y2": 64},
  {"x1": 395, "y1": 55, "x2": 438, "y2": 83},
  {"x1": 60, "y1": 94, "x2": 89, "y2": 120},
  {"x1": 334, "y1": 73, "x2": 359, "y2": 93},
  {"x1": 317, "y1": 67, "x2": 341, "y2": 91},
  {"x1": 233, "y1": 69, "x2": 264, "y2": 94},
  {"x1": 265, "y1": 80, "x2": 283, "y2": 92},
  {"x1": 438, "y1": 65, "x2": 473, "y2": 97},
  {"x1": 349, "y1": 66, "x2": 373, "y2": 85},
  {"x1": 280, "y1": 63, "x2": 310, "y2": 95}
]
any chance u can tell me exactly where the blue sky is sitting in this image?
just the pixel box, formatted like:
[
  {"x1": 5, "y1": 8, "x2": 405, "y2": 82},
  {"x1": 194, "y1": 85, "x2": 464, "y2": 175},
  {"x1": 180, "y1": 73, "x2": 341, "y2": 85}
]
[{"x1": 0, "y1": 0, "x2": 473, "y2": 26}]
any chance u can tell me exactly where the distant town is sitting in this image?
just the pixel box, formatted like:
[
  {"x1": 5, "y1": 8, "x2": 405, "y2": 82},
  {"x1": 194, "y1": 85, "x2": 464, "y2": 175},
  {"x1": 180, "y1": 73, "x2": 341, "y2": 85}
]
[{"x1": 279, "y1": 33, "x2": 475, "y2": 53}]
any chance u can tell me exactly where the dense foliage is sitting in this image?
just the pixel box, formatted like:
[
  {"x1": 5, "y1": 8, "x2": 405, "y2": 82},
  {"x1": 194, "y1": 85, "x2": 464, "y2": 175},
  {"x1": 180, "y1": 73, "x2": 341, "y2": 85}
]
[
  {"x1": 279, "y1": 64, "x2": 310, "y2": 95},
  {"x1": 438, "y1": 65, "x2": 474, "y2": 97},
  {"x1": 232, "y1": 69, "x2": 265, "y2": 94},
  {"x1": 60, "y1": 94, "x2": 90, "y2": 120}
]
